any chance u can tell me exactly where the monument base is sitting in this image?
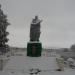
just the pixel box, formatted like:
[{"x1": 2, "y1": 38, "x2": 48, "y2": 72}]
[{"x1": 27, "y1": 42, "x2": 42, "y2": 57}]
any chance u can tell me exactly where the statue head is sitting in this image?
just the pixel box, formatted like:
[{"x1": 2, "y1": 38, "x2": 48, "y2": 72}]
[{"x1": 35, "y1": 15, "x2": 38, "y2": 20}]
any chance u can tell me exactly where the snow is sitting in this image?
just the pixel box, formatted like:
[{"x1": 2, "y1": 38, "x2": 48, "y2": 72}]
[
  {"x1": 0, "y1": 51, "x2": 75, "y2": 75},
  {"x1": 0, "y1": 71, "x2": 9, "y2": 75},
  {"x1": 27, "y1": 41, "x2": 42, "y2": 43}
]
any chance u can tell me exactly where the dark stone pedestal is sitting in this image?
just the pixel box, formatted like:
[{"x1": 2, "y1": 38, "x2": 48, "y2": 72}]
[{"x1": 27, "y1": 42, "x2": 42, "y2": 57}]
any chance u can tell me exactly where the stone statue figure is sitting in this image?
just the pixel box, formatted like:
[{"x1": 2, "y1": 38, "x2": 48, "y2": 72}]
[{"x1": 30, "y1": 16, "x2": 42, "y2": 41}]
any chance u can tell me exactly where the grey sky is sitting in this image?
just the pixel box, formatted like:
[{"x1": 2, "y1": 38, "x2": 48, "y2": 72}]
[{"x1": 0, "y1": 0, "x2": 75, "y2": 48}]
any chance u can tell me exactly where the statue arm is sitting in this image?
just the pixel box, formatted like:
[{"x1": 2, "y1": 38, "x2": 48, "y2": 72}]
[{"x1": 31, "y1": 20, "x2": 42, "y2": 25}]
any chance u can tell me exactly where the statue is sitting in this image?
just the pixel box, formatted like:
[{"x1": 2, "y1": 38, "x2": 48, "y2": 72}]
[
  {"x1": 27, "y1": 16, "x2": 42, "y2": 57},
  {"x1": 30, "y1": 16, "x2": 42, "y2": 41}
]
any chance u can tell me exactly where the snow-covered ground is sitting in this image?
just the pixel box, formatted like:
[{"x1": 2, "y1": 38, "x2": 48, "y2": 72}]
[{"x1": 0, "y1": 50, "x2": 75, "y2": 75}]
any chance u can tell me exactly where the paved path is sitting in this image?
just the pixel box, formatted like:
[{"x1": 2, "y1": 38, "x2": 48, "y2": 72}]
[{"x1": 1, "y1": 51, "x2": 75, "y2": 75}]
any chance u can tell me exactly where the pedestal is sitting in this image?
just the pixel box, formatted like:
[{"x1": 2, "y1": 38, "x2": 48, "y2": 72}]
[{"x1": 27, "y1": 42, "x2": 42, "y2": 57}]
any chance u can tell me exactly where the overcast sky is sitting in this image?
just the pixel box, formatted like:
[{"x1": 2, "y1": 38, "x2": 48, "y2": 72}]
[{"x1": 0, "y1": 0, "x2": 75, "y2": 48}]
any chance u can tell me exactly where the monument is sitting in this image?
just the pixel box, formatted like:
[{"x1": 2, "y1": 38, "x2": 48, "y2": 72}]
[{"x1": 27, "y1": 16, "x2": 42, "y2": 57}]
